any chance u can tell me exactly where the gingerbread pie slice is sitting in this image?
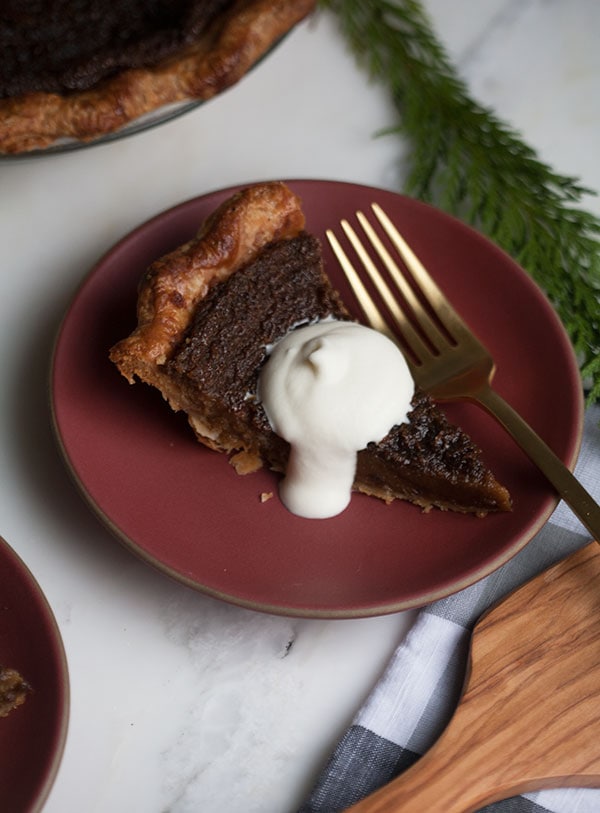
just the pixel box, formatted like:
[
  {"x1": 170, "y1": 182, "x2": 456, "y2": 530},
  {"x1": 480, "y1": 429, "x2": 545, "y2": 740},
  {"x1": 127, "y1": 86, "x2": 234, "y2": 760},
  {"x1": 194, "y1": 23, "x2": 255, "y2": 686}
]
[
  {"x1": 110, "y1": 182, "x2": 511, "y2": 517},
  {"x1": 0, "y1": 0, "x2": 316, "y2": 154}
]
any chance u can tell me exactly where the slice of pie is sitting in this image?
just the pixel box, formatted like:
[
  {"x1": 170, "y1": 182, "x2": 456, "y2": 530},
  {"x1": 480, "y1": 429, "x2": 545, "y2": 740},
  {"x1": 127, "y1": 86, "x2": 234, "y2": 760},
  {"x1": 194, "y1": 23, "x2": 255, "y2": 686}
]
[
  {"x1": 110, "y1": 181, "x2": 512, "y2": 516},
  {"x1": 0, "y1": 0, "x2": 316, "y2": 154}
]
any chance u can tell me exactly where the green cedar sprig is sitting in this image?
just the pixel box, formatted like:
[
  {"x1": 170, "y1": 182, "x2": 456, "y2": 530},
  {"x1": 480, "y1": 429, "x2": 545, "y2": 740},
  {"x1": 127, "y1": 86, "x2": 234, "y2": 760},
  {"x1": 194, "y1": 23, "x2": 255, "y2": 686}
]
[{"x1": 322, "y1": 0, "x2": 600, "y2": 402}]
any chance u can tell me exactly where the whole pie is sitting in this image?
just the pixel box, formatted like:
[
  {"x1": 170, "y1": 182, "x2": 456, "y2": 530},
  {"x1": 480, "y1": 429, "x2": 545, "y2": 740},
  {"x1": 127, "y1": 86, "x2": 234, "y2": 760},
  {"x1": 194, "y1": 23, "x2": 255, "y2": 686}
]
[
  {"x1": 0, "y1": 0, "x2": 316, "y2": 154},
  {"x1": 110, "y1": 182, "x2": 512, "y2": 516}
]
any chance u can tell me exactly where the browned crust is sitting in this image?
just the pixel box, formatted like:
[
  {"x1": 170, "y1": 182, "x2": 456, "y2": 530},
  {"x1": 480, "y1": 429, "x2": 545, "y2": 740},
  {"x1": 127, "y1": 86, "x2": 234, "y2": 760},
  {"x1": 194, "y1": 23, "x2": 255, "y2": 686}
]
[
  {"x1": 0, "y1": 0, "x2": 316, "y2": 154},
  {"x1": 110, "y1": 181, "x2": 305, "y2": 401}
]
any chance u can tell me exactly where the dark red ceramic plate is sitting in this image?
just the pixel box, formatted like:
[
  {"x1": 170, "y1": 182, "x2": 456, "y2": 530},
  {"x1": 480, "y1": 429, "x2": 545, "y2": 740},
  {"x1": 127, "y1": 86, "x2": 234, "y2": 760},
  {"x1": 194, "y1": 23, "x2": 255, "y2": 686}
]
[
  {"x1": 0, "y1": 536, "x2": 69, "y2": 812},
  {"x1": 50, "y1": 180, "x2": 583, "y2": 617}
]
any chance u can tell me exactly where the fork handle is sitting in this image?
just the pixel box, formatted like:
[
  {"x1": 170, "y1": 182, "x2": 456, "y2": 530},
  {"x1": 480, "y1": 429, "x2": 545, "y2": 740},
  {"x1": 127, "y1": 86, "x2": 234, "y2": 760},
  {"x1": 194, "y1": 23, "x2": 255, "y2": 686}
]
[{"x1": 474, "y1": 386, "x2": 600, "y2": 538}]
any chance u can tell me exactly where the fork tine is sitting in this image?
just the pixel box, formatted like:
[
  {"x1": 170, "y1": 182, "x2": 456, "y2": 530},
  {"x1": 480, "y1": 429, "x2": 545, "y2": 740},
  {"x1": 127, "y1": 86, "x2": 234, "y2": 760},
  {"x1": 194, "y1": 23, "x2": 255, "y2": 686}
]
[
  {"x1": 330, "y1": 220, "x2": 431, "y2": 364},
  {"x1": 325, "y1": 228, "x2": 394, "y2": 341},
  {"x1": 342, "y1": 218, "x2": 420, "y2": 345},
  {"x1": 371, "y1": 203, "x2": 467, "y2": 340},
  {"x1": 354, "y1": 210, "x2": 447, "y2": 352}
]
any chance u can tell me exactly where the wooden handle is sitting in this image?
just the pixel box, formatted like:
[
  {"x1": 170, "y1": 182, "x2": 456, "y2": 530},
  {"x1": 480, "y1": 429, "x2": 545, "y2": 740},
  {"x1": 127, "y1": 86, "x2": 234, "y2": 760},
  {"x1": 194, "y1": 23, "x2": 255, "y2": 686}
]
[
  {"x1": 346, "y1": 736, "x2": 488, "y2": 812},
  {"x1": 346, "y1": 543, "x2": 600, "y2": 812}
]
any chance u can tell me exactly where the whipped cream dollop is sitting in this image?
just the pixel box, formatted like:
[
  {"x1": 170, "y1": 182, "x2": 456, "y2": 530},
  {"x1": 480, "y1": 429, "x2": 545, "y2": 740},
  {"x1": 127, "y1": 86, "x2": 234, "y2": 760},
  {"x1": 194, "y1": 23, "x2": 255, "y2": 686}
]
[{"x1": 258, "y1": 320, "x2": 414, "y2": 519}]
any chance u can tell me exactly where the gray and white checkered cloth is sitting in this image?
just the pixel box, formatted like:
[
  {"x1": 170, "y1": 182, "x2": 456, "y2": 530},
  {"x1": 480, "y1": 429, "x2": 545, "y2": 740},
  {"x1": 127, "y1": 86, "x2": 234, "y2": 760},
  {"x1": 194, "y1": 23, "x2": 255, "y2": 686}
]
[{"x1": 300, "y1": 405, "x2": 600, "y2": 813}]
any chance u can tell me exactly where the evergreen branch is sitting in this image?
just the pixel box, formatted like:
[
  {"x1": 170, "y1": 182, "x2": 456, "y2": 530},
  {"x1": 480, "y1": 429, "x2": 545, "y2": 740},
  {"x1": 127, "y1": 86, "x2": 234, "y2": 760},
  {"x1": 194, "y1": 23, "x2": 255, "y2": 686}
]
[{"x1": 321, "y1": 0, "x2": 600, "y2": 403}]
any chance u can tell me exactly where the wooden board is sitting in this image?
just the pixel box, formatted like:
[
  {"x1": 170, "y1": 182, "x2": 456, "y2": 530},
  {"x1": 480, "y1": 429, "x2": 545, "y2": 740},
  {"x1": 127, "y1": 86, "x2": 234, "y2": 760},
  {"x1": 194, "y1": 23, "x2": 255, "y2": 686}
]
[{"x1": 348, "y1": 542, "x2": 600, "y2": 812}]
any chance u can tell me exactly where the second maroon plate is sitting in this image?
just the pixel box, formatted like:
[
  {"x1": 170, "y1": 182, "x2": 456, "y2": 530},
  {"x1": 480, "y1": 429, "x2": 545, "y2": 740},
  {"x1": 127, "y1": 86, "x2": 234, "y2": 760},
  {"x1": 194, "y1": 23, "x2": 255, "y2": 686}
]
[{"x1": 0, "y1": 537, "x2": 69, "y2": 812}]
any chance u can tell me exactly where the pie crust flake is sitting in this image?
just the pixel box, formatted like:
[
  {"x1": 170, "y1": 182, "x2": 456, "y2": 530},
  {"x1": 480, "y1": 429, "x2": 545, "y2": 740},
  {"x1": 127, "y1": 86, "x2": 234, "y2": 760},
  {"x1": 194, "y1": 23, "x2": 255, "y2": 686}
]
[{"x1": 0, "y1": 666, "x2": 31, "y2": 718}]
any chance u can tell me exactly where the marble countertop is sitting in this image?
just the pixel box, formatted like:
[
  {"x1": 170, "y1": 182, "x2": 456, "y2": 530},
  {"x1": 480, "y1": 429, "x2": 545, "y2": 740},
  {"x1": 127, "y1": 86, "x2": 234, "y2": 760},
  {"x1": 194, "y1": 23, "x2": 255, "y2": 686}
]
[{"x1": 1, "y1": 1, "x2": 599, "y2": 811}]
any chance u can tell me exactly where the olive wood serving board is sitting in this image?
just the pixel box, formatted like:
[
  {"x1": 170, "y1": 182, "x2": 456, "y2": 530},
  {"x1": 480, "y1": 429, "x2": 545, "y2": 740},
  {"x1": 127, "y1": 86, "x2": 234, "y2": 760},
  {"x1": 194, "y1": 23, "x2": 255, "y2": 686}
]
[{"x1": 346, "y1": 541, "x2": 600, "y2": 812}]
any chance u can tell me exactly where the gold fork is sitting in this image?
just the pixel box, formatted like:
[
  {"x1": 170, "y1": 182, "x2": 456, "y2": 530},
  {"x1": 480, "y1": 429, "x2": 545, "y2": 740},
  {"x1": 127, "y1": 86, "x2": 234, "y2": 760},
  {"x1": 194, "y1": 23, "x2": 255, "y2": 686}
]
[{"x1": 326, "y1": 204, "x2": 600, "y2": 539}]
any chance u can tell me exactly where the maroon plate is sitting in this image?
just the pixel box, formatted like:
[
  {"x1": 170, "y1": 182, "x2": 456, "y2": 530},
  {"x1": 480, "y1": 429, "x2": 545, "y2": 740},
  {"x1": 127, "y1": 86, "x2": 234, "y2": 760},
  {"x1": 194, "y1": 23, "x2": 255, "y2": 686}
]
[
  {"x1": 0, "y1": 536, "x2": 69, "y2": 812},
  {"x1": 50, "y1": 180, "x2": 583, "y2": 617}
]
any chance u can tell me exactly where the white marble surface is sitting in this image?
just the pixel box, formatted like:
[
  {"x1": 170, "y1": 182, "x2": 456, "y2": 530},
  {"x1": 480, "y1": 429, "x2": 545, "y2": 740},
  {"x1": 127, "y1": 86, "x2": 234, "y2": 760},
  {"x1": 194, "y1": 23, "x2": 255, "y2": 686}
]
[{"x1": 1, "y1": 1, "x2": 599, "y2": 811}]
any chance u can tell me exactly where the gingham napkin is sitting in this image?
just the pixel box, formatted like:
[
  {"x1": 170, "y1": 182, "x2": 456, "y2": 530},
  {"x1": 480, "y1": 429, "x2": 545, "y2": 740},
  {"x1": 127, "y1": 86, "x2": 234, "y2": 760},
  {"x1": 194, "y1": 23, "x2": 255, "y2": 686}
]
[{"x1": 300, "y1": 404, "x2": 600, "y2": 813}]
